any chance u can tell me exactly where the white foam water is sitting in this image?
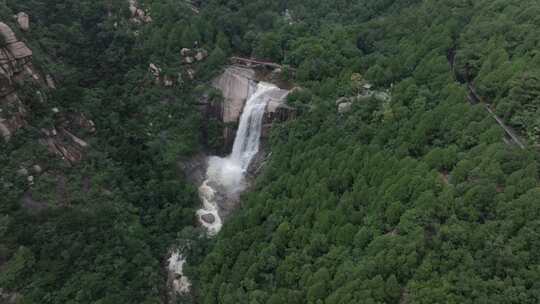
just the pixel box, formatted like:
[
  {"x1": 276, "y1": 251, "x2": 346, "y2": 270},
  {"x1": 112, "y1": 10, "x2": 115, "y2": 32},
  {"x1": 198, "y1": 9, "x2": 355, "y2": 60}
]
[
  {"x1": 167, "y1": 251, "x2": 191, "y2": 294},
  {"x1": 197, "y1": 82, "x2": 287, "y2": 235}
]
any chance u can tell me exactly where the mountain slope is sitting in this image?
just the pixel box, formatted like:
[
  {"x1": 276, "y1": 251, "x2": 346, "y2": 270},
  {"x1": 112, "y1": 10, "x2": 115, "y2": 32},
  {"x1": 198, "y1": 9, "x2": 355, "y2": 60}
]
[{"x1": 193, "y1": 1, "x2": 540, "y2": 303}]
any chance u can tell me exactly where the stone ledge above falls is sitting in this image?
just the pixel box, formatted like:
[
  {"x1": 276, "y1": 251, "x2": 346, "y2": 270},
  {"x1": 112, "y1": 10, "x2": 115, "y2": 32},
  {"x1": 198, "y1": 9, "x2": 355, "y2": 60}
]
[
  {"x1": 262, "y1": 99, "x2": 296, "y2": 138},
  {"x1": 0, "y1": 21, "x2": 95, "y2": 166}
]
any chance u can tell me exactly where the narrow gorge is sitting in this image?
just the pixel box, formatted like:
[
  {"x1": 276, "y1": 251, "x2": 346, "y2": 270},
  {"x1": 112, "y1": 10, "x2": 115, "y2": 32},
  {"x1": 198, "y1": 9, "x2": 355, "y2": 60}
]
[
  {"x1": 167, "y1": 67, "x2": 289, "y2": 298},
  {"x1": 197, "y1": 81, "x2": 289, "y2": 235},
  {"x1": 6, "y1": 1, "x2": 540, "y2": 303}
]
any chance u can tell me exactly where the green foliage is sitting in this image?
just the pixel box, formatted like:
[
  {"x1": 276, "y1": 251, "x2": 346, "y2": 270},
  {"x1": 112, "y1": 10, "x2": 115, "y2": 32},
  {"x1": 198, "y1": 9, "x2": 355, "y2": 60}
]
[
  {"x1": 191, "y1": 1, "x2": 540, "y2": 303},
  {"x1": 0, "y1": 0, "x2": 227, "y2": 302},
  {"x1": 254, "y1": 32, "x2": 283, "y2": 62},
  {"x1": 3, "y1": 0, "x2": 540, "y2": 303}
]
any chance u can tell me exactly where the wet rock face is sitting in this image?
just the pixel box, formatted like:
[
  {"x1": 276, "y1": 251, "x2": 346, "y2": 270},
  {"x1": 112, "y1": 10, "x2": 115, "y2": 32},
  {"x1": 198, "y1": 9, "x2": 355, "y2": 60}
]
[
  {"x1": 261, "y1": 90, "x2": 294, "y2": 138},
  {"x1": 203, "y1": 66, "x2": 296, "y2": 148},
  {"x1": 209, "y1": 66, "x2": 257, "y2": 148},
  {"x1": 201, "y1": 213, "x2": 216, "y2": 224},
  {"x1": 0, "y1": 22, "x2": 17, "y2": 44},
  {"x1": 263, "y1": 94, "x2": 295, "y2": 121},
  {"x1": 195, "y1": 49, "x2": 208, "y2": 61},
  {"x1": 179, "y1": 48, "x2": 208, "y2": 81},
  {"x1": 166, "y1": 250, "x2": 192, "y2": 303},
  {"x1": 338, "y1": 102, "x2": 353, "y2": 113},
  {"x1": 45, "y1": 74, "x2": 56, "y2": 89},
  {"x1": 0, "y1": 22, "x2": 95, "y2": 164},
  {"x1": 39, "y1": 112, "x2": 96, "y2": 164},
  {"x1": 212, "y1": 66, "x2": 257, "y2": 124},
  {"x1": 0, "y1": 288, "x2": 20, "y2": 304},
  {"x1": 0, "y1": 22, "x2": 33, "y2": 81}
]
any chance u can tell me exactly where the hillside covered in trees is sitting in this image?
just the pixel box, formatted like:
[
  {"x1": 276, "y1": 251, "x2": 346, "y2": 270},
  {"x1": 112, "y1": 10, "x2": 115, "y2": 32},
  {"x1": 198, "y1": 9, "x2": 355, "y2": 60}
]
[{"x1": 1, "y1": 0, "x2": 540, "y2": 303}]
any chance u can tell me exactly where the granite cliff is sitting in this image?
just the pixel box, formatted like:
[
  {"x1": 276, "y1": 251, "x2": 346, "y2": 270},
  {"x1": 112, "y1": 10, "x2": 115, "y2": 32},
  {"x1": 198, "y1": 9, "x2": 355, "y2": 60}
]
[
  {"x1": 0, "y1": 20, "x2": 94, "y2": 166},
  {"x1": 203, "y1": 65, "x2": 296, "y2": 149}
]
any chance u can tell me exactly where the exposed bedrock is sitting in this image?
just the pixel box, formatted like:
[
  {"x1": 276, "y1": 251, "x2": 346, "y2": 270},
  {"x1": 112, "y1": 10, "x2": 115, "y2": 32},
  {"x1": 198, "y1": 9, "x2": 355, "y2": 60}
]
[
  {"x1": 0, "y1": 21, "x2": 94, "y2": 166},
  {"x1": 0, "y1": 21, "x2": 35, "y2": 140},
  {"x1": 201, "y1": 65, "x2": 296, "y2": 150}
]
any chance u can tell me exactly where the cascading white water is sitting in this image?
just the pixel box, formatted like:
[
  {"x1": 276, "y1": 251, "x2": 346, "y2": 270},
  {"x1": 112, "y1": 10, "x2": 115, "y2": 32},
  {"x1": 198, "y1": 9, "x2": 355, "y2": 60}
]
[
  {"x1": 167, "y1": 251, "x2": 191, "y2": 294},
  {"x1": 231, "y1": 82, "x2": 275, "y2": 169},
  {"x1": 197, "y1": 82, "x2": 287, "y2": 235},
  {"x1": 168, "y1": 82, "x2": 287, "y2": 296}
]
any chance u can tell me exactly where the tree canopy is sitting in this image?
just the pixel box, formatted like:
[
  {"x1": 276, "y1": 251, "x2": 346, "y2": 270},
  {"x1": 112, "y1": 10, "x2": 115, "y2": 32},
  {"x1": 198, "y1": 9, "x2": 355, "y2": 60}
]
[{"x1": 2, "y1": 0, "x2": 540, "y2": 303}]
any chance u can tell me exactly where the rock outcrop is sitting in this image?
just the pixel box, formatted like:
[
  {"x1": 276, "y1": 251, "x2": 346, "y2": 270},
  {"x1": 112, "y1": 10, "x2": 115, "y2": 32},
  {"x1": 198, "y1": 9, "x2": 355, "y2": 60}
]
[
  {"x1": 147, "y1": 48, "x2": 207, "y2": 87},
  {"x1": 0, "y1": 21, "x2": 35, "y2": 140},
  {"x1": 15, "y1": 12, "x2": 29, "y2": 31},
  {"x1": 148, "y1": 62, "x2": 162, "y2": 85},
  {"x1": 262, "y1": 90, "x2": 294, "y2": 137},
  {"x1": 0, "y1": 21, "x2": 95, "y2": 165},
  {"x1": 128, "y1": 0, "x2": 152, "y2": 24},
  {"x1": 336, "y1": 84, "x2": 391, "y2": 114},
  {"x1": 210, "y1": 66, "x2": 256, "y2": 147},
  {"x1": 212, "y1": 66, "x2": 257, "y2": 124}
]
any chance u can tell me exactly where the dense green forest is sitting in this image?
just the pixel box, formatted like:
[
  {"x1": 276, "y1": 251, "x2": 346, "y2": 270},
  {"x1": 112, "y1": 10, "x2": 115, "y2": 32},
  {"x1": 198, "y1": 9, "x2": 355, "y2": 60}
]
[
  {"x1": 1, "y1": 0, "x2": 540, "y2": 303},
  {"x1": 192, "y1": 0, "x2": 540, "y2": 303},
  {"x1": 1, "y1": 0, "x2": 219, "y2": 302}
]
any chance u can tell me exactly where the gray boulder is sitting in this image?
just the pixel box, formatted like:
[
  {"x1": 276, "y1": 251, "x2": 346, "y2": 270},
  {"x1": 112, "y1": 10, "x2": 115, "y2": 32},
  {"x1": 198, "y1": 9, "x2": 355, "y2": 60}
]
[
  {"x1": 15, "y1": 12, "x2": 30, "y2": 31},
  {"x1": 338, "y1": 102, "x2": 353, "y2": 113},
  {"x1": 201, "y1": 213, "x2": 215, "y2": 224}
]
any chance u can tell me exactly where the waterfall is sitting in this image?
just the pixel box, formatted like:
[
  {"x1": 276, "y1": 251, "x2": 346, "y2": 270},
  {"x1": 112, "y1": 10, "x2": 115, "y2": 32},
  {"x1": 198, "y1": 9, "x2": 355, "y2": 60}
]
[
  {"x1": 231, "y1": 82, "x2": 276, "y2": 169},
  {"x1": 197, "y1": 82, "x2": 287, "y2": 235}
]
